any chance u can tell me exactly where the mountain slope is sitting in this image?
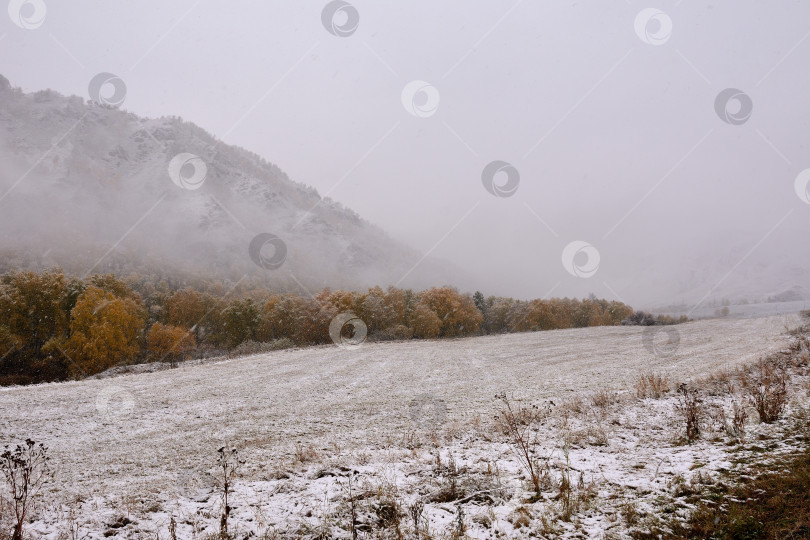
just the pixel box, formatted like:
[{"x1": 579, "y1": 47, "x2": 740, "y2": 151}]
[{"x1": 0, "y1": 75, "x2": 465, "y2": 292}]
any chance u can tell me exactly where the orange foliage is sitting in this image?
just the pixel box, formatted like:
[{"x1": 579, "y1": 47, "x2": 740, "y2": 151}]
[
  {"x1": 258, "y1": 294, "x2": 333, "y2": 345},
  {"x1": 410, "y1": 302, "x2": 441, "y2": 339},
  {"x1": 165, "y1": 289, "x2": 209, "y2": 336},
  {"x1": 417, "y1": 286, "x2": 482, "y2": 337},
  {"x1": 1, "y1": 267, "x2": 642, "y2": 385},
  {"x1": 146, "y1": 322, "x2": 195, "y2": 364},
  {"x1": 64, "y1": 286, "x2": 145, "y2": 375}
]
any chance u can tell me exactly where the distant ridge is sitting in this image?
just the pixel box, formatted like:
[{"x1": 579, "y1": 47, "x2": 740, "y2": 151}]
[{"x1": 0, "y1": 76, "x2": 469, "y2": 292}]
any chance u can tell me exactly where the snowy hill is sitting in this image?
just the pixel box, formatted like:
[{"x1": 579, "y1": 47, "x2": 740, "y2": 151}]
[{"x1": 0, "y1": 75, "x2": 463, "y2": 291}]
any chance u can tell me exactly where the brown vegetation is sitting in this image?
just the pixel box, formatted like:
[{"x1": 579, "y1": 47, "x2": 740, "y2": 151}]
[
  {"x1": 675, "y1": 383, "x2": 703, "y2": 443},
  {"x1": 0, "y1": 269, "x2": 642, "y2": 385},
  {"x1": 1, "y1": 439, "x2": 52, "y2": 540},
  {"x1": 494, "y1": 393, "x2": 553, "y2": 495},
  {"x1": 742, "y1": 358, "x2": 789, "y2": 423},
  {"x1": 635, "y1": 371, "x2": 671, "y2": 399}
]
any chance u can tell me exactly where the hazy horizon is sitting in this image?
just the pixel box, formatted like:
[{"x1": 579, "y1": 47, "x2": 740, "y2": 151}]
[{"x1": 2, "y1": 1, "x2": 810, "y2": 309}]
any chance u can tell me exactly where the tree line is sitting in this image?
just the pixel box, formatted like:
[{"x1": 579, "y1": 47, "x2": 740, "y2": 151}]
[{"x1": 0, "y1": 269, "x2": 663, "y2": 385}]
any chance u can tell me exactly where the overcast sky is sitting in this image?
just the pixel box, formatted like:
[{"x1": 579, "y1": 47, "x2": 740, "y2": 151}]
[{"x1": 2, "y1": 0, "x2": 809, "y2": 307}]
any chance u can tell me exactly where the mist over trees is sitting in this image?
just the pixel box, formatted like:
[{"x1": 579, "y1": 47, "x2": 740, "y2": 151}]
[
  {"x1": 0, "y1": 269, "x2": 642, "y2": 386},
  {"x1": 0, "y1": 79, "x2": 474, "y2": 299}
]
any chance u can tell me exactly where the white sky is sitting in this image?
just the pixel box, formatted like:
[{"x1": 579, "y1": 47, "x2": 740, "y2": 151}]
[{"x1": 2, "y1": 0, "x2": 809, "y2": 306}]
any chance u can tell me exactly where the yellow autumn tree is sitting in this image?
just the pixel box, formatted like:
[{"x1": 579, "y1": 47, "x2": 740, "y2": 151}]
[
  {"x1": 257, "y1": 294, "x2": 331, "y2": 345},
  {"x1": 548, "y1": 298, "x2": 574, "y2": 329},
  {"x1": 146, "y1": 322, "x2": 195, "y2": 365},
  {"x1": 417, "y1": 287, "x2": 482, "y2": 337},
  {"x1": 0, "y1": 270, "x2": 69, "y2": 353},
  {"x1": 358, "y1": 286, "x2": 399, "y2": 335},
  {"x1": 65, "y1": 286, "x2": 145, "y2": 375},
  {"x1": 521, "y1": 300, "x2": 557, "y2": 331},
  {"x1": 607, "y1": 301, "x2": 634, "y2": 325},
  {"x1": 410, "y1": 302, "x2": 441, "y2": 339},
  {"x1": 165, "y1": 288, "x2": 209, "y2": 339},
  {"x1": 86, "y1": 274, "x2": 140, "y2": 301},
  {"x1": 383, "y1": 286, "x2": 407, "y2": 327},
  {"x1": 315, "y1": 288, "x2": 353, "y2": 313}
]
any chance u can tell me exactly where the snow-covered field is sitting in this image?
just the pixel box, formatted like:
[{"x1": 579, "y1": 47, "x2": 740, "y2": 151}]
[
  {"x1": 658, "y1": 299, "x2": 809, "y2": 320},
  {"x1": 0, "y1": 315, "x2": 804, "y2": 538}
]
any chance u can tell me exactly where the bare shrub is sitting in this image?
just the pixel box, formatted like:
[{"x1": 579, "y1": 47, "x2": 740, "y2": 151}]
[
  {"x1": 215, "y1": 446, "x2": 243, "y2": 539},
  {"x1": 744, "y1": 359, "x2": 789, "y2": 423},
  {"x1": 1, "y1": 439, "x2": 53, "y2": 540},
  {"x1": 635, "y1": 371, "x2": 671, "y2": 399},
  {"x1": 451, "y1": 504, "x2": 466, "y2": 539},
  {"x1": 716, "y1": 399, "x2": 748, "y2": 441},
  {"x1": 408, "y1": 499, "x2": 425, "y2": 539},
  {"x1": 675, "y1": 384, "x2": 703, "y2": 443},
  {"x1": 494, "y1": 393, "x2": 552, "y2": 495}
]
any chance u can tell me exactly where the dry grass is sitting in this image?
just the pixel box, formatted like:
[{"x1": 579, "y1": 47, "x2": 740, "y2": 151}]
[
  {"x1": 4, "y1": 318, "x2": 806, "y2": 538},
  {"x1": 558, "y1": 453, "x2": 597, "y2": 522},
  {"x1": 567, "y1": 424, "x2": 609, "y2": 448},
  {"x1": 591, "y1": 389, "x2": 620, "y2": 410},
  {"x1": 742, "y1": 358, "x2": 789, "y2": 423},
  {"x1": 634, "y1": 371, "x2": 671, "y2": 399},
  {"x1": 621, "y1": 501, "x2": 640, "y2": 527},
  {"x1": 710, "y1": 396, "x2": 749, "y2": 441},
  {"x1": 632, "y1": 326, "x2": 810, "y2": 538},
  {"x1": 560, "y1": 396, "x2": 585, "y2": 415},
  {"x1": 700, "y1": 367, "x2": 737, "y2": 395},
  {"x1": 508, "y1": 506, "x2": 531, "y2": 529},
  {"x1": 293, "y1": 443, "x2": 319, "y2": 465},
  {"x1": 793, "y1": 404, "x2": 810, "y2": 440},
  {"x1": 563, "y1": 403, "x2": 611, "y2": 448}
]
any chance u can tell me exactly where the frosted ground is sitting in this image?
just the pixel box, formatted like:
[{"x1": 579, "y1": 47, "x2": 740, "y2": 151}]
[
  {"x1": 658, "y1": 299, "x2": 809, "y2": 320},
  {"x1": 0, "y1": 314, "x2": 805, "y2": 538}
]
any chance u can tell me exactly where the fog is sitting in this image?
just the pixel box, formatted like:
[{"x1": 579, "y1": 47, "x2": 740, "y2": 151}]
[{"x1": 2, "y1": 0, "x2": 810, "y2": 309}]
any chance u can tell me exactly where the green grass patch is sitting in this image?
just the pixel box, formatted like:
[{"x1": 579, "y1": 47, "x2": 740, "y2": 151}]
[{"x1": 634, "y1": 444, "x2": 810, "y2": 539}]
